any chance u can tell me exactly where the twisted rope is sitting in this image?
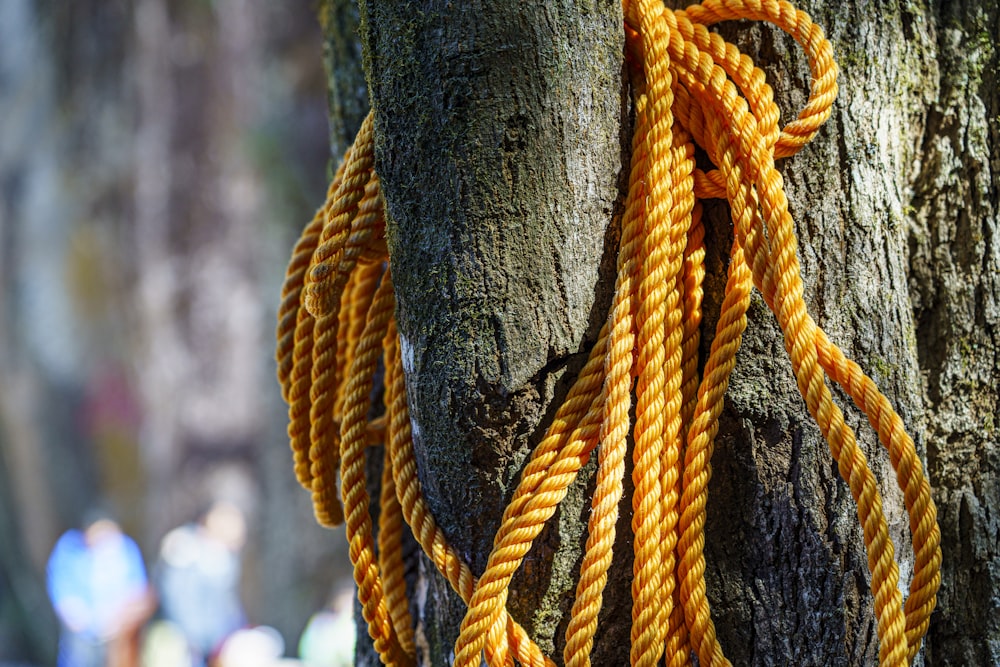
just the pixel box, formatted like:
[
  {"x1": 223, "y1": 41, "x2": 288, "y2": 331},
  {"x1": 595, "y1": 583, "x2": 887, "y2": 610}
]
[{"x1": 277, "y1": 1, "x2": 941, "y2": 665}]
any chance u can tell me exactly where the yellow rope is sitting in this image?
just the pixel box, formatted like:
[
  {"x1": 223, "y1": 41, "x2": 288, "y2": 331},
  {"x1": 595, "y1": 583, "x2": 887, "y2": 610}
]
[{"x1": 276, "y1": 1, "x2": 941, "y2": 665}]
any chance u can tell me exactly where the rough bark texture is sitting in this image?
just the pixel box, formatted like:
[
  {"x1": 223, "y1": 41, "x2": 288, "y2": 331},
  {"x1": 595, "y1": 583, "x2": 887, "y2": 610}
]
[
  {"x1": 908, "y1": 1, "x2": 1000, "y2": 663},
  {"x1": 359, "y1": 1, "x2": 626, "y2": 663},
  {"x1": 684, "y1": 2, "x2": 944, "y2": 663},
  {"x1": 341, "y1": 0, "x2": 999, "y2": 665}
]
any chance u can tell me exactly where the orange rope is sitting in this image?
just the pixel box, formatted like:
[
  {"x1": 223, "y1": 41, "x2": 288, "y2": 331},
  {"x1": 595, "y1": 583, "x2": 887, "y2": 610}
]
[
  {"x1": 277, "y1": 1, "x2": 941, "y2": 665},
  {"x1": 379, "y1": 316, "x2": 415, "y2": 656},
  {"x1": 564, "y1": 81, "x2": 646, "y2": 667}
]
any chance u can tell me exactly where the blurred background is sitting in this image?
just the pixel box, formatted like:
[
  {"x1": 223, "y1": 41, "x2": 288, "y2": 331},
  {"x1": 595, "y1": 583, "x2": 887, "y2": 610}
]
[{"x1": 0, "y1": 0, "x2": 358, "y2": 664}]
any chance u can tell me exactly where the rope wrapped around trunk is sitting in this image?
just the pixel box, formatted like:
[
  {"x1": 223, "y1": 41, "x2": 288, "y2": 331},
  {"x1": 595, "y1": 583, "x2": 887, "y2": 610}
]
[{"x1": 276, "y1": 1, "x2": 942, "y2": 665}]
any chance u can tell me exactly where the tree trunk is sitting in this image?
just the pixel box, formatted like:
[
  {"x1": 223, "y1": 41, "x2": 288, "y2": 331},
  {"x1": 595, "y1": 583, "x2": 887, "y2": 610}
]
[
  {"x1": 318, "y1": 0, "x2": 370, "y2": 159},
  {"x1": 359, "y1": 1, "x2": 625, "y2": 663},
  {"x1": 908, "y1": 2, "x2": 1000, "y2": 663},
  {"x1": 339, "y1": 0, "x2": 998, "y2": 665},
  {"x1": 0, "y1": 433, "x2": 57, "y2": 665}
]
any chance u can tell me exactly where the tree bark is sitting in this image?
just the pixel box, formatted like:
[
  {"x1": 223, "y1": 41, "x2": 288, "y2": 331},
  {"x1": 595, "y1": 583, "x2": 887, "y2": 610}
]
[
  {"x1": 344, "y1": 0, "x2": 999, "y2": 665},
  {"x1": 359, "y1": 2, "x2": 625, "y2": 662},
  {"x1": 907, "y1": 1, "x2": 1000, "y2": 663},
  {"x1": 358, "y1": 1, "x2": 626, "y2": 663}
]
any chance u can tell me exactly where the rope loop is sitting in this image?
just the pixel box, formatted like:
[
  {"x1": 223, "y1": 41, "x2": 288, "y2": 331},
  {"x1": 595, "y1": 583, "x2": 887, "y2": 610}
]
[{"x1": 277, "y1": 1, "x2": 941, "y2": 665}]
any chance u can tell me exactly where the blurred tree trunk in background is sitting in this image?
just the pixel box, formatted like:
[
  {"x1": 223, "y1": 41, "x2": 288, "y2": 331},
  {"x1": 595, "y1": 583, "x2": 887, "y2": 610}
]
[
  {"x1": 127, "y1": 0, "x2": 343, "y2": 639},
  {"x1": 0, "y1": 435, "x2": 56, "y2": 664},
  {"x1": 0, "y1": 0, "x2": 347, "y2": 660},
  {"x1": 318, "y1": 0, "x2": 369, "y2": 160},
  {"x1": 336, "y1": 0, "x2": 999, "y2": 665}
]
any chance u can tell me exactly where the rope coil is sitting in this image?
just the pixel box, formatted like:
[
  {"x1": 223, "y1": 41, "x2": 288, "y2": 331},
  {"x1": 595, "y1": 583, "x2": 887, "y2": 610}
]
[{"x1": 277, "y1": 1, "x2": 941, "y2": 665}]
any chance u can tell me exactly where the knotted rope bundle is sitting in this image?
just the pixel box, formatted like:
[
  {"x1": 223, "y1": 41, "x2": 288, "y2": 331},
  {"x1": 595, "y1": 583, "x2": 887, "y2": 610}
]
[{"x1": 276, "y1": 0, "x2": 942, "y2": 665}]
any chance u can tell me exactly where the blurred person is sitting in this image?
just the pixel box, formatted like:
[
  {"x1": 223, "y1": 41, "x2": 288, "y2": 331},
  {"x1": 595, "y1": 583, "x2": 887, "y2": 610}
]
[
  {"x1": 156, "y1": 501, "x2": 247, "y2": 666},
  {"x1": 297, "y1": 587, "x2": 355, "y2": 667},
  {"x1": 46, "y1": 512, "x2": 156, "y2": 667}
]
